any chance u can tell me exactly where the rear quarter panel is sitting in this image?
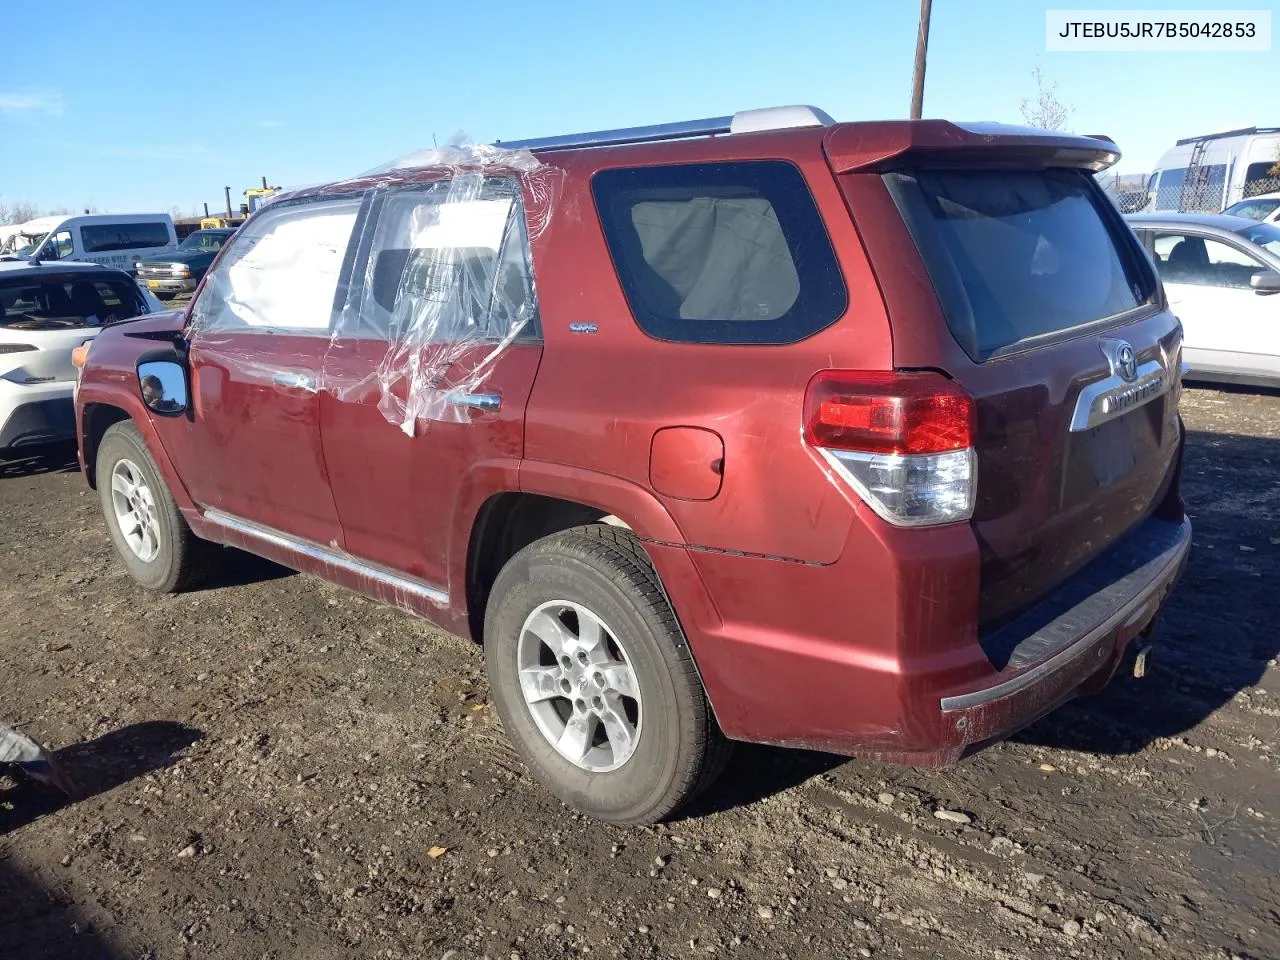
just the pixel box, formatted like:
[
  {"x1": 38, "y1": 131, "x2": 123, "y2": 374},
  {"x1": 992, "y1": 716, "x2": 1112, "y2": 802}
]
[{"x1": 523, "y1": 130, "x2": 893, "y2": 564}]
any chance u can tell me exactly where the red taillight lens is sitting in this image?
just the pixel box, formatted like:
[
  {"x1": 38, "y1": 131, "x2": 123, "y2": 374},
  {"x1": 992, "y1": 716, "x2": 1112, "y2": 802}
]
[{"x1": 804, "y1": 371, "x2": 974, "y2": 455}]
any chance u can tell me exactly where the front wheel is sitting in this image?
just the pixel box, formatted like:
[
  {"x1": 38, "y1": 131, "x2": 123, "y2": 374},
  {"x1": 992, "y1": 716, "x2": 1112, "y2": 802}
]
[
  {"x1": 97, "y1": 421, "x2": 218, "y2": 592},
  {"x1": 484, "y1": 525, "x2": 730, "y2": 824}
]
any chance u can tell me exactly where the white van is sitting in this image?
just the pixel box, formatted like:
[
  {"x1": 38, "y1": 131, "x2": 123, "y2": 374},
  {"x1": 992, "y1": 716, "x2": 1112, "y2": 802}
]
[
  {"x1": 1147, "y1": 126, "x2": 1280, "y2": 213},
  {"x1": 7, "y1": 214, "x2": 178, "y2": 272}
]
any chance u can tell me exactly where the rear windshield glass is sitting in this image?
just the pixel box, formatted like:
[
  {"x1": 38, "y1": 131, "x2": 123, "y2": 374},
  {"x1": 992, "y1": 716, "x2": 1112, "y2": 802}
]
[
  {"x1": 592, "y1": 161, "x2": 847, "y2": 344},
  {"x1": 885, "y1": 168, "x2": 1156, "y2": 361},
  {"x1": 0, "y1": 276, "x2": 144, "y2": 329}
]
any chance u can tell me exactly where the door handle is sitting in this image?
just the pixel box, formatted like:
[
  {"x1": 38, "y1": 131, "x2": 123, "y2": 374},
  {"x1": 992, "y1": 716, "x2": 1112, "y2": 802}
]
[
  {"x1": 272, "y1": 371, "x2": 316, "y2": 391},
  {"x1": 445, "y1": 391, "x2": 501, "y2": 412}
]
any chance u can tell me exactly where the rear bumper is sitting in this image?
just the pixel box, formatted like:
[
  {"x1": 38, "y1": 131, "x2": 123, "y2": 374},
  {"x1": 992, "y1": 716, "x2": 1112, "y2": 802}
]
[
  {"x1": 660, "y1": 512, "x2": 1190, "y2": 764},
  {"x1": 0, "y1": 382, "x2": 77, "y2": 450},
  {"x1": 935, "y1": 516, "x2": 1190, "y2": 757}
]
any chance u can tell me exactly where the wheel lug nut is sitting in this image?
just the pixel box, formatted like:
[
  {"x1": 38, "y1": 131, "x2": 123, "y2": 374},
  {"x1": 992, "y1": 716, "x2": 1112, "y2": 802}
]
[
  {"x1": 592, "y1": 671, "x2": 605, "y2": 687},
  {"x1": 559, "y1": 656, "x2": 572, "y2": 670},
  {"x1": 559, "y1": 678, "x2": 572, "y2": 695},
  {"x1": 591, "y1": 696, "x2": 603, "y2": 711},
  {"x1": 574, "y1": 698, "x2": 586, "y2": 713},
  {"x1": 576, "y1": 651, "x2": 589, "y2": 666}
]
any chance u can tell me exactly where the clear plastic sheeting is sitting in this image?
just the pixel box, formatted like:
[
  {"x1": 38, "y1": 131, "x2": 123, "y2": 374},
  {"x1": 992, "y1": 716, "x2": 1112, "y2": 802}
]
[{"x1": 186, "y1": 142, "x2": 562, "y2": 434}]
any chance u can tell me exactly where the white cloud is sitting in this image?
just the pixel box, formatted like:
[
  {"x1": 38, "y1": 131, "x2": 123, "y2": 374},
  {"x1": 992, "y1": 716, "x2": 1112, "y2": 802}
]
[
  {"x1": 0, "y1": 90, "x2": 65, "y2": 118},
  {"x1": 256, "y1": 120, "x2": 284, "y2": 129}
]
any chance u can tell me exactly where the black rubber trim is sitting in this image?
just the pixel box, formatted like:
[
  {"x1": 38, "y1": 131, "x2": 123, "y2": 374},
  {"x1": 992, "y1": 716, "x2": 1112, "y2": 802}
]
[{"x1": 943, "y1": 516, "x2": 1191, "y2": 711}]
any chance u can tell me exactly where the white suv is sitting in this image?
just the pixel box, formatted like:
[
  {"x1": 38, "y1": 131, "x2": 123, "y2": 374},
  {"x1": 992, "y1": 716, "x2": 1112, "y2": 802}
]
[{"x1": 0, "y1": 261, "x2": 163, "y2": 452}]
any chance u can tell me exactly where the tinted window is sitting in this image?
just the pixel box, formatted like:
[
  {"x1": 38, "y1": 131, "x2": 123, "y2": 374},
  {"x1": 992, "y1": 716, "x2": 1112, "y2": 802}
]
[
  {"x1": 352, "y1": 180, "x2": 536, "y2": 342},
  {"x1": 886, "y1": 168, "x2": 1156, "y2": 361},
  {"x1": 80, "y1": 221, "x2": 171, "y2": 252},
  {"x1": 0, "y1": 275, "x2": 144, "y2": 329},
  {"x1": 592, "y1": 161, "x2": 846, "y2": 344},
  {"x1": 192, "y1": 197, "x2": 361, "y2": 333}
]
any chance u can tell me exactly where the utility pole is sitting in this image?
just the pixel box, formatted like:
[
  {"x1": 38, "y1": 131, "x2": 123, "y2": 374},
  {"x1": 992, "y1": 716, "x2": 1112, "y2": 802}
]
[{"x1": 909, "y1": 0, "x2": 932, "y2": 120}]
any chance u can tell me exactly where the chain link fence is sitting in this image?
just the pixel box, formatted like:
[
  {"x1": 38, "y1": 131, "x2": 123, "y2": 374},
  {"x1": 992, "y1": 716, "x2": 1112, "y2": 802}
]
[{"x1": 1102, "y1": 153, "x2": 1280, "y2": 215}]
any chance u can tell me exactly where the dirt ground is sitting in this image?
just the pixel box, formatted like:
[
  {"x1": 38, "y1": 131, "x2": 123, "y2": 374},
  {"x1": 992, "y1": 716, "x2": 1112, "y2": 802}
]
[{"x1": 0, "y1": 384, "x2": 1276, "y2": 960}]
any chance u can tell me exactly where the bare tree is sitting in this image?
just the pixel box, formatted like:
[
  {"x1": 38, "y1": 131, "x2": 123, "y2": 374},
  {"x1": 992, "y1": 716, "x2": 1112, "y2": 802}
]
[
  {"x1": 8, "y1": 200, "x2": 40, "y2": 224},
  {"x1": 1020, "y1": 63, "x2": 1073, "y2": 131}
]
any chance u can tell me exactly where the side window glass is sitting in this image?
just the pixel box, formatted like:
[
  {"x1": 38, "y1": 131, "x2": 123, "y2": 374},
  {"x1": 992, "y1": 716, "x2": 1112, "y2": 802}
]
[
  {"x1": 45, "y1": 230, "x2": 73, "y2": 259},
  {"x1": 354, "y1": 180, "x2": 536, "y2": 342},
  {"x1": 1153, "y1": 233, "x2": 1264, "y2": 289},
  {"x1": 592, "y1": 161, "x2": 846, "y2": 345},
  {"x1": 80, "y1": 222, "x2": 170, "y2": 253},
  {"x1": 191, "y1": 197, "x2": 362, "y2": 334}
]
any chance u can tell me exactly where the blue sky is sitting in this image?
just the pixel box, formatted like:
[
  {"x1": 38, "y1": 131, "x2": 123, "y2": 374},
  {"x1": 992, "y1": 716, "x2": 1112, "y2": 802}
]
[{"x1": 1, "y1": 0, "x2": 1274, "y2": 214}]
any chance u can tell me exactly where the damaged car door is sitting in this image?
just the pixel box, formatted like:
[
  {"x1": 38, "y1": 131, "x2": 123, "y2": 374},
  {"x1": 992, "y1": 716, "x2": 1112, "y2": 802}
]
[
  {"x1": 318, "y1": 178, "x2": 543, "y2": 594},
  {"x1": 174, "y1": 194, "x2": 367, "y2": 547}
]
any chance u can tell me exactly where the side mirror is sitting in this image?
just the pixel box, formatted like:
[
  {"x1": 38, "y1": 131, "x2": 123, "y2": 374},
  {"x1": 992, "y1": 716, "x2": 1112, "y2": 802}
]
[
  {"x1": 137, "y1": 360, "x2": 189, "y2": 416},
  {"x1": 1251, "y1": 270, "x2": 1280, "y2": 294}
]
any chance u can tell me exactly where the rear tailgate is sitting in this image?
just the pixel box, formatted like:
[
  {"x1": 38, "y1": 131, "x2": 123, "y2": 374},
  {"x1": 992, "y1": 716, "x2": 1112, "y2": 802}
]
[{"x1": 827, "y1": 122, "x2": 1183, "y2": 627}]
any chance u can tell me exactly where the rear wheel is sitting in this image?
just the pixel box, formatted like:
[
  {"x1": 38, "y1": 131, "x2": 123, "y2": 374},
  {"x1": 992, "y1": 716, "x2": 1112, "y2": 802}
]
[
  {"x1": 484, "y1": 525, "x2": 730, "y2": 823},
  {"x1": 97, "y1": 421, "x2": 218, "y2": 592}
]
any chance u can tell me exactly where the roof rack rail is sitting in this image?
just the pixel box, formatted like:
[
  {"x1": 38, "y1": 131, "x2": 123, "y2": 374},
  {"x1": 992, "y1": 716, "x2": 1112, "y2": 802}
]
[
  {"x1": 496, "y1": 105, "x2": 834, "y2": 153},
  {"x1": 1175, "y1": 126, "x2": 1280, "y2": 146}
]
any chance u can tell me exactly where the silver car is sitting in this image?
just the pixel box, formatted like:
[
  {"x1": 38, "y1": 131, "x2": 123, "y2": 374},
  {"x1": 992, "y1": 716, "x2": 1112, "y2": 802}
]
[{"x1": 1125, "y1": 213, "x2": 1280, "y2": 387}]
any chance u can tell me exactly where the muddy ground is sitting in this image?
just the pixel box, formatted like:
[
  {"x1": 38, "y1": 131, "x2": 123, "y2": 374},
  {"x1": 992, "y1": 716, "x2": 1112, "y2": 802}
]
[{"x1": 0, "y1": 385, "x2": 1276, "y2": 960}]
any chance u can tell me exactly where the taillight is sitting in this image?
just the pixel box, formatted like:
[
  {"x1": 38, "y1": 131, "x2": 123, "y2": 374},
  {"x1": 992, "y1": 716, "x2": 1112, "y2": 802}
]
[{"x1": 804, "y1": 371, "x2": 976, "y2": 527}]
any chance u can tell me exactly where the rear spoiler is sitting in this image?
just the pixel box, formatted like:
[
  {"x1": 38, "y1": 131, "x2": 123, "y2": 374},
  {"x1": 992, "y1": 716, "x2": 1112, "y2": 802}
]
[{"x1": 824, "y1": 121, "x2": 1121, "y2": 174}]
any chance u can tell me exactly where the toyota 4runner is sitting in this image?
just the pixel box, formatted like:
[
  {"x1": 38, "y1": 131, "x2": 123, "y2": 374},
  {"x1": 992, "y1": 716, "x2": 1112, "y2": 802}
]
[{"x1": 73, "y1": 106, "x2": 1190, "y2": 823}]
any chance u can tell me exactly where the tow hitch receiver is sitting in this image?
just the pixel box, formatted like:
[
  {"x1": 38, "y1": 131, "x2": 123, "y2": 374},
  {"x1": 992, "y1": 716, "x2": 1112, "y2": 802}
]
[{"x1": 1133, "y1": 644, "x2": 1153, "y2": 679}]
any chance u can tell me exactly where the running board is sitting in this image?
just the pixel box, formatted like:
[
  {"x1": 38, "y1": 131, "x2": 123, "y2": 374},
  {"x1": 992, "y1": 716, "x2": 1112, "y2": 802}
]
[{"x1": 202, "y1": 508, "x2": 449, "y2": 606}]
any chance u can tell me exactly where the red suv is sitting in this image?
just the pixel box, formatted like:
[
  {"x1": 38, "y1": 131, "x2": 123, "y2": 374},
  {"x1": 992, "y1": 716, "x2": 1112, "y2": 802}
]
[{"x1": 74, "y1": 106, "x2": 1190, "y2": 823}]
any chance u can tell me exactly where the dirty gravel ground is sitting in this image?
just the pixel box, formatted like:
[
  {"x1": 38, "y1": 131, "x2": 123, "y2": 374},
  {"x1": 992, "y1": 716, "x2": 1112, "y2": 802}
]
[{"x1": 0, "y1": 385, "x2": 1276, "y2": 960}]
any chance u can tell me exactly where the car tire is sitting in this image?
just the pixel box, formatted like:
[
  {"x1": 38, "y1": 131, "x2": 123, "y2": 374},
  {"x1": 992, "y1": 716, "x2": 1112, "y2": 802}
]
[
  {"x1": 484, "y1": 524, "x2": 731, "y2": 824},
  {"x1": 97, "y1": 420, "x2": 218, "y2": 592}
]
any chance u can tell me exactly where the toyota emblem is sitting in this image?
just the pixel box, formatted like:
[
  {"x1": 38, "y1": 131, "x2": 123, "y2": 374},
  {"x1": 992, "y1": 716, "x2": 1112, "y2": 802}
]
[
  {"x1": 1117, "y1": 344, "x2": 1137, "y2": 381},
  {"x1": 1100, "y1": 338, "x2": 1139, "y2": 382}
]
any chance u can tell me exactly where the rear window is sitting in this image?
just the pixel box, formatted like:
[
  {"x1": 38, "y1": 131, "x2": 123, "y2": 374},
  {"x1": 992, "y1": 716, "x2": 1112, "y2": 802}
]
[
  {"x1": 1243, "y1": 161, "x2": 1280, "y2": 198},
  {"x1": 0, "y1": 275, "x2": 145, "y2": 329},
  {"x1": 885, "y1": 168, "x2": 1157, "y2": 361},
  {"x1": 80, "y1": 221, "x2": 171, "y2": 253},
  {"x1": 592, "y1": 161, "x2": 846, "y2": 344}
]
